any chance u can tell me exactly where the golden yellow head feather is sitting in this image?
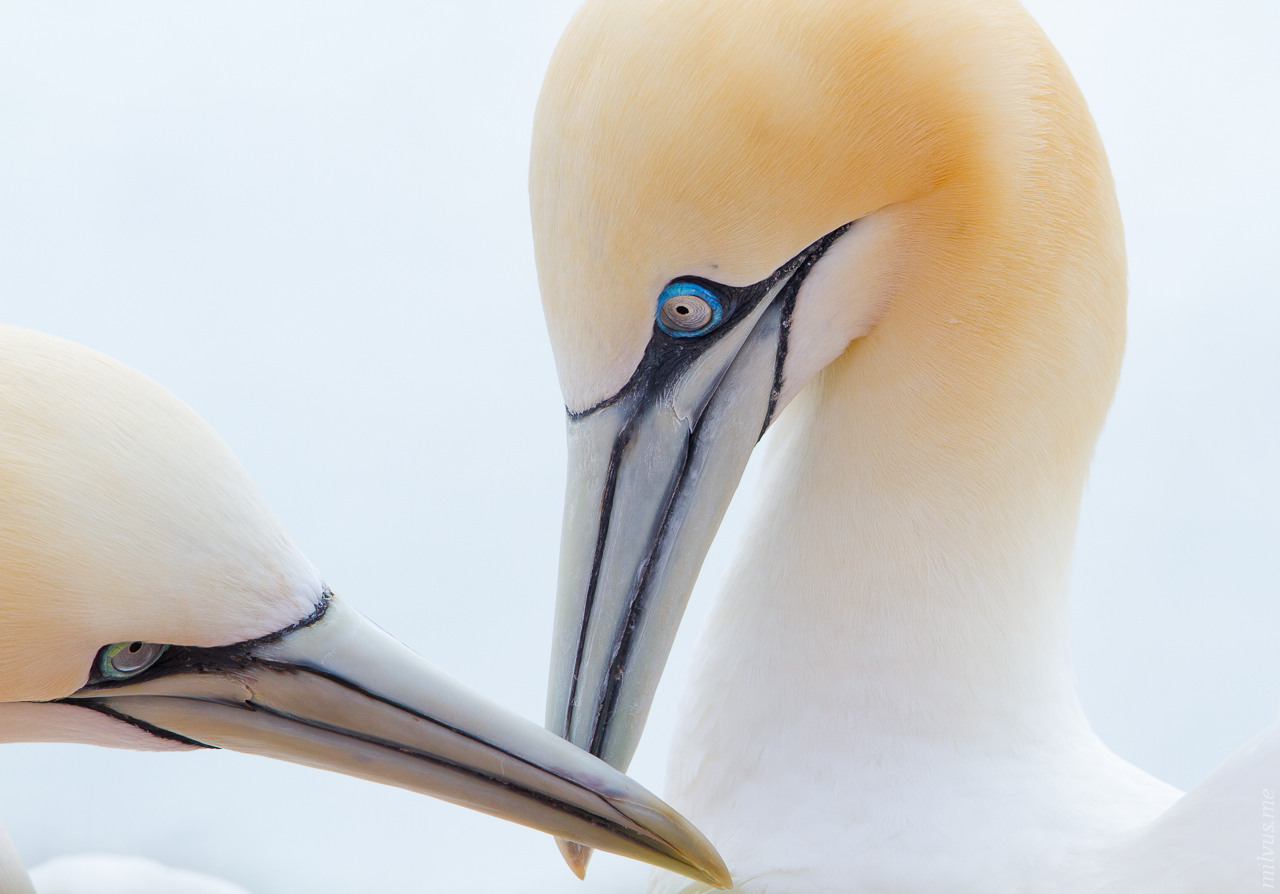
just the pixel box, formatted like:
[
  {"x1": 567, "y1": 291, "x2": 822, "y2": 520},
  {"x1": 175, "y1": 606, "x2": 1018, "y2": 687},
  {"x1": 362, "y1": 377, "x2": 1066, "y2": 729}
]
[
  {"x1": 0, "y1": 327, "x2": 320, "y2": 702},
  {"x1": 530, "y1": 0, "x2": 1125, "y2": 466}
]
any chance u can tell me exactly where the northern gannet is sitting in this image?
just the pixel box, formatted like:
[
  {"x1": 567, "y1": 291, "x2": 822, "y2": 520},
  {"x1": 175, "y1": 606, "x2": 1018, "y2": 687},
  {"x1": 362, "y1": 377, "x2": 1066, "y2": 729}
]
[
  {"x1": 0, "y1": 325, "x2": 729, "y2": 891},
  {"x1": 530, "y1": 0, "x2": 1279, "y2": 890}
]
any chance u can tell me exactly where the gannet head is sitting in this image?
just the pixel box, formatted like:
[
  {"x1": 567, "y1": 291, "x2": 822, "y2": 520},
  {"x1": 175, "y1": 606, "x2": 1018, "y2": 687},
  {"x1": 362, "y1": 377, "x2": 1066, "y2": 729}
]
[
  {"x1": 535, "y1": 0, "x2": 1125, "y2": 818},
  {"x1": 0, "y1": 325, "x2": 729, "y2": 888},
  {"x1": 0, "y1": 329, "x2": 322, "y2": 705}
]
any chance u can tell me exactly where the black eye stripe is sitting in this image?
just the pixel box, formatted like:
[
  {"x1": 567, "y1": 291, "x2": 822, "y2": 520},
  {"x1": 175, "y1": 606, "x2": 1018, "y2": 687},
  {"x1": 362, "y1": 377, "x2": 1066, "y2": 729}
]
[
  {"x1": 77, "y1": 589, "x2": 333, "y2": 690},
  {"x1": 567, "y1": 222, "x2": 854, "y2": 421},
  {"x1": 566, "y1": 277, "x2": 782, "y2": 421}
]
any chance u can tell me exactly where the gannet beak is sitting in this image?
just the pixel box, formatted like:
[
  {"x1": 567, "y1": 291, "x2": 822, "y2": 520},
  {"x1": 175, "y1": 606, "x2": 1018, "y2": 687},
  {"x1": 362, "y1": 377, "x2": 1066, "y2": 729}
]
[
  {"x1": 57, "y1": 595, "x2": 730, "y2": 888},
  {"x1": 548, "y1": 304, "x2": 776, "y2": 774},
  {"x1": 547, "y1": 228, "x2": 850, "y2": 784}
]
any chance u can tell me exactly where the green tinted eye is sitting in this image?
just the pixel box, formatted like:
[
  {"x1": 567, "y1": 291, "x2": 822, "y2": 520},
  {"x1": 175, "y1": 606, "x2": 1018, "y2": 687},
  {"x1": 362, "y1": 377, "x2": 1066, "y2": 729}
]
[{"x1": 100, "y1": 641, "x2": 168, "y2": 679}]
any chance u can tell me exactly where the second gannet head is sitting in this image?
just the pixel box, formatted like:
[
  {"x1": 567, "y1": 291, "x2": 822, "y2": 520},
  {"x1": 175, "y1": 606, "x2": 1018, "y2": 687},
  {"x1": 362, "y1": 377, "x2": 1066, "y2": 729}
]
[
  {"x1": 0, "y1": 325, "x2": 729, "y2": 888},
  {"x1": 534, "y1": 0, "x2": 1125, "y2": 791}
]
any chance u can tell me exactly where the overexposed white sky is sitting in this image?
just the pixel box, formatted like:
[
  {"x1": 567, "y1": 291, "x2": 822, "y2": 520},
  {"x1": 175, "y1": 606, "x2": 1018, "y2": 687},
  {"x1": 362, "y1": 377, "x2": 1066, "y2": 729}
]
[{"x1": 1, "y1": 1, "x2": 1277, "y2": 891}]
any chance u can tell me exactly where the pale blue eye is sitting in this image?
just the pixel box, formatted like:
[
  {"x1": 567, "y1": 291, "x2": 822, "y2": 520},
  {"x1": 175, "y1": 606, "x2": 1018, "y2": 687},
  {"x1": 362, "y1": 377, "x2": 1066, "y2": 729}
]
[
  {"x1": 656, "y1": 283, "x2": 723, "y2": 337},
  {"x1": 99, "y1": 641, "x2": 168, "y2": 679}
]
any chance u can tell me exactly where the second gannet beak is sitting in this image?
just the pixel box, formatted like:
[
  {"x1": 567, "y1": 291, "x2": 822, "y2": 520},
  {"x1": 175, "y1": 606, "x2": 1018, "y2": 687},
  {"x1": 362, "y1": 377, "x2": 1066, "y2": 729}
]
[
  {"x1": 58, "y1": 594, "x2": 731, "y2": 888},
  {"x1": 547, "y1": 227, "x2": 851, "y2": 787}
]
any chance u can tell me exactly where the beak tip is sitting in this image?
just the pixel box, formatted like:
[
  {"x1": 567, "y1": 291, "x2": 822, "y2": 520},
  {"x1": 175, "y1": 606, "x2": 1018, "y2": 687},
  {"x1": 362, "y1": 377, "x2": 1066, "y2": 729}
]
[
  {"x1": 705, "y1": 859, "x2": 734, "y2": 890},
  {"x1": 556, "y1": 830, "x2": 733, "y2": 889},
  {"x1": 556, "y1": 838, "x2": 593, "y2": 879}
]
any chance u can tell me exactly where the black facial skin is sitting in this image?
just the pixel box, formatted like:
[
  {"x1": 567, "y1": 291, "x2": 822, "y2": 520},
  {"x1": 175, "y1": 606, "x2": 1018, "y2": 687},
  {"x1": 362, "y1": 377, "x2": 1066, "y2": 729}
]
[
  {"x1": 62, "y1": 589, "x2": 333, "y2": 746},
  {"x1": 560, "y1": 221, "x2": 853, "y2": 755},
  {"x1": 568, "y1": 223, "x2": 853, "y2": 429}
]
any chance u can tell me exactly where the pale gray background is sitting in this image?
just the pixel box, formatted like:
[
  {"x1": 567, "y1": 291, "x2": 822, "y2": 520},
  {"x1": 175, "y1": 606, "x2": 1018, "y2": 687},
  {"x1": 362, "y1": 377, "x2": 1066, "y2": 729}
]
[{"x1": 1, "y1": 1, "x2": 1276, "y2": 891}]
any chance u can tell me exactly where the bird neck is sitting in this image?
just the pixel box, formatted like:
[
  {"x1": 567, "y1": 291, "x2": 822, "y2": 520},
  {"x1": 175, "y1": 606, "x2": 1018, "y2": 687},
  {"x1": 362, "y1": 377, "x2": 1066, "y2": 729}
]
[
  {"x1": 691, "y1": 368, "x2": 1091, "y2": 763},
  {"x1": 722, "y1": 358, "x2": 1091, "y2": 746},
  {"x1": 676, "y1": 143, "x2": 1129, "y2": 772}
]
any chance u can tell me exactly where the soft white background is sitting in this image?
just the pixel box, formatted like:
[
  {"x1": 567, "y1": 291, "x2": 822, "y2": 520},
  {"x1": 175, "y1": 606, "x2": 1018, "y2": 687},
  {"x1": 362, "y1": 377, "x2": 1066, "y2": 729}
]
[{"x1": 1, "y1": 1, "x2": 1276, "y2": 891}]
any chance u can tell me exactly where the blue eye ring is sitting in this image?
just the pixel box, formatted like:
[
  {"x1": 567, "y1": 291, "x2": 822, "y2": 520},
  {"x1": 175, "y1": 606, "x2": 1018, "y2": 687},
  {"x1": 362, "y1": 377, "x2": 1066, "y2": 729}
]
[{"x1": 656, "y1": 282, "x2": 723, "y2": 338}]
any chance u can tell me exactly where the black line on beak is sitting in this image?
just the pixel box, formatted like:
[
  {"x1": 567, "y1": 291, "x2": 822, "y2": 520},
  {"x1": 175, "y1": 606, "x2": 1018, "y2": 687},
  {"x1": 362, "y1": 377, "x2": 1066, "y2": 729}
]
[
  {"x1": 72, "y1": 699, "x2": 215, "y2": 749},
  {"x1": 587, "y1": 422, "x2": 696, "y2": 758},
  {"x1": 261, "y1": 659, "x2": 560, "y2": 781},
  {"x1": 563, "y1": 417, "x2": 636, "y2": 740},
  {"x1": 761, "y1": 221, "x2": 854, "y2": 437},
  {"x1": 238, "y1": 697, "x2": 675, "y2": 854}
]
